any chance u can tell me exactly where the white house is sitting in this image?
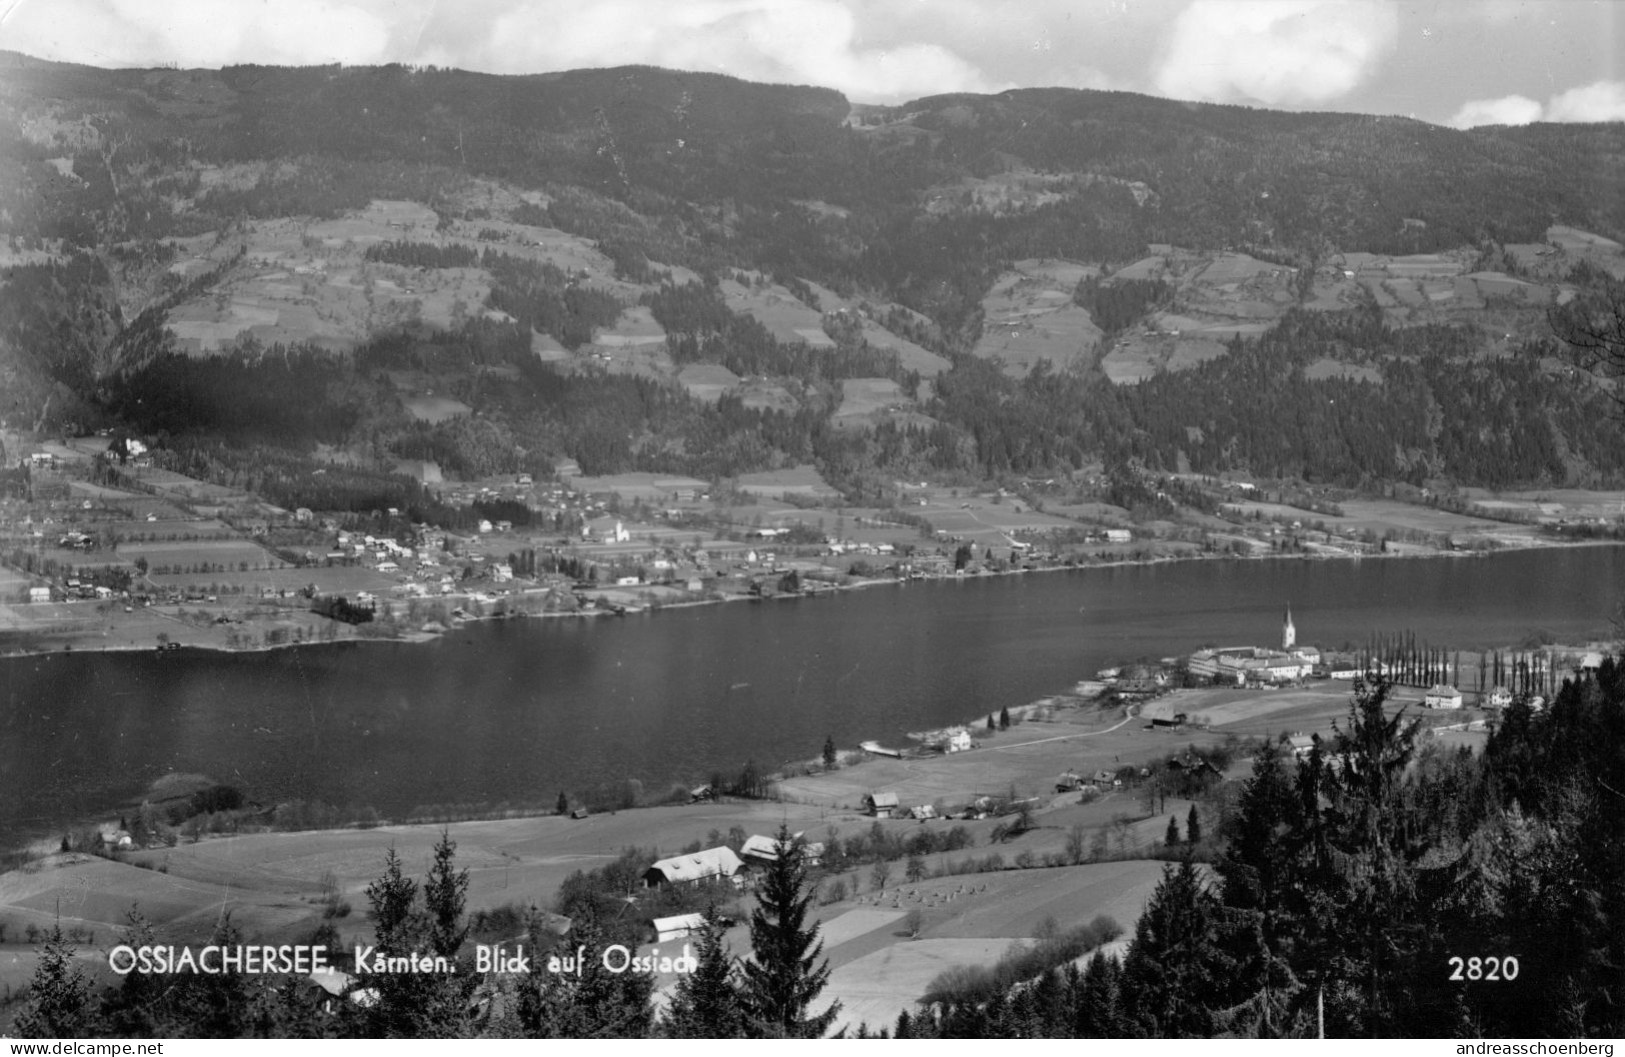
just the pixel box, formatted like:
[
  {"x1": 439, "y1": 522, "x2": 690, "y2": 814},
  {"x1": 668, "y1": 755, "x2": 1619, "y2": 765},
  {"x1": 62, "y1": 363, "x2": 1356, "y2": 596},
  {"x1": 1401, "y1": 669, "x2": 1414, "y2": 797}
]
[
  {"x1": 945, "y1": 727, "x2": 973, "y2": 753},
  {"x1": 1424, "y1": 684, "x2": 1463, "y2": 710},
  {"x1": 739, "y1": 833, "x2": 824, "y2": 869},
  {"x1": 643, "y1": 846, "x2": 744, "y2": 889},
  {"x1": 28, "y1": 586, "x2": 50, "y2": 603},
  {"x1": 1485, "y1": 686, "x2": 1513, "y2": 708},
  {"x1": 1104, "y1": 529, "x2": 1132, "y2": 544}
]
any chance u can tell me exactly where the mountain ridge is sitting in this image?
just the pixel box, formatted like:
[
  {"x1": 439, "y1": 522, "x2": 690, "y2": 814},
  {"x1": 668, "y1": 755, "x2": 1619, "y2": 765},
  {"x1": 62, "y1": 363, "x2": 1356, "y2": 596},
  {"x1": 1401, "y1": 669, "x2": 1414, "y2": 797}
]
[{"x1": 1, "y1": 52, "x2": 1624, "y2": 500}]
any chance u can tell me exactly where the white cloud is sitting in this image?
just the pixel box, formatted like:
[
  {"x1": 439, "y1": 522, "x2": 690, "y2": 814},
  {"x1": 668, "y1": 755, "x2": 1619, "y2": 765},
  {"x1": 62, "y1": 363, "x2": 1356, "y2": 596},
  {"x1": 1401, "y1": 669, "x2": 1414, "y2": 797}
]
[
  {"x1": 1546, "y1": 80, "x2": 1625, "y2": 123},
  {"x1": 1153, "y1": 0, "x2": 1400, "y2": 106},
  {"x1": 1449, "y1": 81, "x2": 1625, "y2": 128},
  {"x1": 2, "y1": 0, "x2": 394, "y2": 67},
  {"x1": 474, "y1": 0, "x2": 1007, "y2": 102},
  {"x1": 1446, "y1": 94, "x2": 1544, "y2": 129}
]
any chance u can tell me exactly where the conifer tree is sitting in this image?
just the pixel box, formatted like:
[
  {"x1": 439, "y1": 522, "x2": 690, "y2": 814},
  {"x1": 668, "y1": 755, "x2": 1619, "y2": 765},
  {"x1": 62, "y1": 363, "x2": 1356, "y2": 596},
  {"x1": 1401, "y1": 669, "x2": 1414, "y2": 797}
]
[
  {"x1": 424, "y1": 830, "x2": 470, "y2": 959},
  {"x1": 662, "y1": 905, "x2": 749, "y2": 1038},
  {"x1": 366, "y1": 847, "x2": 420, "y2": 958},
  {"x1": 1121, "y1": 858, "x2": 1233, "y2": 1037},
  {"x1": 1186, "y1": 804, "x2": 1202, "y2": 845},
  {"x1": 1074, "y1": 949, "x2": 1124, "y2": 1037},
  {"x1": 520, "y1": 916, "x2": 654, "y2": 1038},
  {"x1": 98, "y1": 906, "x2": 161, "y2": 1036},
  {"x1": 1165, "y1": 815, "x2": 1181, "y2": 846},
  {"x1": 743, "y1": 823, "x2": 839, "y2": 1037},
  {"x1": 14, "y1": 922, "x2": 94, "y2": 1037}
]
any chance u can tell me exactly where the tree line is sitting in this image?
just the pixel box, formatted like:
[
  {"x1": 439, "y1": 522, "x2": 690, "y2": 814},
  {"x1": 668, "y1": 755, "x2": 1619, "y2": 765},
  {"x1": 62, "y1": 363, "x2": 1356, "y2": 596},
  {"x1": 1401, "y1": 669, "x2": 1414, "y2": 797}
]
[
  {"x1": 11, "y1": 824, "x2": 844, "y2": 1039},
  {"x1": 897, "y1": 665, "x2": 1625, "y2": 1038}
]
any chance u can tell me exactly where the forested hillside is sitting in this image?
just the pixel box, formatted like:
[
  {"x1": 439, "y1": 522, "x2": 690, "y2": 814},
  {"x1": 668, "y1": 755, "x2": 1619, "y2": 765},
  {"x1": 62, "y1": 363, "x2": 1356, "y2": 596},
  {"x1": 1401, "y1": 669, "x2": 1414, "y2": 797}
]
[
  {"x1": 900, "y1": 665, "x2": 1625, "y2": 1040},
  {"x1": 3, "y1": 51, "x2": 1625, "y2": 502}
]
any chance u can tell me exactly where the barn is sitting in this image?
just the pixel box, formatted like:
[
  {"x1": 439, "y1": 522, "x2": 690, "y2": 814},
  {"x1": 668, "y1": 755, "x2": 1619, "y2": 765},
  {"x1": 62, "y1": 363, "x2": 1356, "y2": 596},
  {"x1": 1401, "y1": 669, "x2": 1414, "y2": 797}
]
[{"x1": 863, "y1": 792, "x2": 901, "y2": 818}]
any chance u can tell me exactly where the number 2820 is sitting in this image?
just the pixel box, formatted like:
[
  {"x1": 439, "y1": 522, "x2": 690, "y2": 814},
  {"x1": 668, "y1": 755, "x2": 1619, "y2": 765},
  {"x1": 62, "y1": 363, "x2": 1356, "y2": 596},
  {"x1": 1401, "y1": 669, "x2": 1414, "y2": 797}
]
[{"x1": 1448, "y1": 956, "x2": 1519, "y2": 981}]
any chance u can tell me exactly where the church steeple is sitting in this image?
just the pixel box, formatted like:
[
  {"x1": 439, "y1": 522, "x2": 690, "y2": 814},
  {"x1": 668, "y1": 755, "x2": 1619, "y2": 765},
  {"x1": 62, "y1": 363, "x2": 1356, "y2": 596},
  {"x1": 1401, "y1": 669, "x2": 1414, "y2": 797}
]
[{"x1": 1283, "y1": 605, "x2": 1297, "y2": 651}]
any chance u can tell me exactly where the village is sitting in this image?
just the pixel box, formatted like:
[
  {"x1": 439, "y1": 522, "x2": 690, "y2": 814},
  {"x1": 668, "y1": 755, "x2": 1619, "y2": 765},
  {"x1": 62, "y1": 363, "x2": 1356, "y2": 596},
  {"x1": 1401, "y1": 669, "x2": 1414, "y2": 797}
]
[
  {"x1": 5, "y1": 421, "x2": 1621, "y2": 658},
  {"x1": 0, "y1": 440, "x2": 1319, "y2": 654}
]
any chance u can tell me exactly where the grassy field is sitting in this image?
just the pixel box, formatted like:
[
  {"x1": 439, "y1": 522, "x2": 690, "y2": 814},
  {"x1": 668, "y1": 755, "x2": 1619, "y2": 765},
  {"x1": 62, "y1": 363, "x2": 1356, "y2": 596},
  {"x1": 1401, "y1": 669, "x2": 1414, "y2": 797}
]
[
  {"x1": 402, "y1": 396, "x2": 472, "y2": 423},
  {"x1": 834, "y1": 378, "x2": 910, "y2": 425},
  {"x1": 793, "y1": 279, "x2": 950, "y2": 377},
  {"x1": 160, "y1": 202, "x2": 640, "y2": 356},
  {"x1": 776, "y1": 704, "x2": 1190, "y2": 811},
  {"x1": 1461, "y1": 488, "x2": 1625, "y2": 523},
  {"x1": 1221, "y1": 496, "x2": 1531, "y2": 542},
  {"x1": 1304, "y1": 358, "x2": 1381, "y2": 383},
  {"x1": 591, "y1": 305, "x2": 665, "y2": 347},
  {"x1": 117, "y1": 538, "x2": 281, "y2": 571},
  {"x1": 815, "y1": 860, "x2": 1170, "y2": 1030},
  {"x1": 718, "y1": 275, "x2": 831, "y2": 347},
  {"x1": 123, "y1": 467, "x2": 253, "y2": 506},
  {"x1": 1141, "y1": 684, "x2": 1354, "y2": 732},
  {"x1": 1101, "y1": 334, "x2": 1231, "y2": 384},
  {"x1": 735, "y1": 378, "x2": 799, "y2": 412},
  {"x1": 972, "y1": 259, "x2": 1103, "y2": 377},
  {"x1": 734, "y1": 465, "x2": 839, "y2": 499},
  {"x1": 147, "y1": 566, "x2": 398, "y2": 595},
  {"x1": 677, "y1": 363, "x2": 741, "y2": 403},
  {"x1": 102, "y1": 518, "x2": 237, "y2": 540},
  {"x1": 563, "y1": 472, "x2": 709, "y2": 502},
  {"x1": 909, "y1": 493, "x2": 1080, "y2": 546}
]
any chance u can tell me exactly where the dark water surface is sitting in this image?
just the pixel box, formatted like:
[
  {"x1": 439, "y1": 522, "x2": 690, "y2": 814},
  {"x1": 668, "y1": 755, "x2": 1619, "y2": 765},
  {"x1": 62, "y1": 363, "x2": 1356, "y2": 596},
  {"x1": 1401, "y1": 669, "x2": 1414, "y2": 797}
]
[{"x1": 2, "y1": 547, "x2": 1621, "y2": 837}]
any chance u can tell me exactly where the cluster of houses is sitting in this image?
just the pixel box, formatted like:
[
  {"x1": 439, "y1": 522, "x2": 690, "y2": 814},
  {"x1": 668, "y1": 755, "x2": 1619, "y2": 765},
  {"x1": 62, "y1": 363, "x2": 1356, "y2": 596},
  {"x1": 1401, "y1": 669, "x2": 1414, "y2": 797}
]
[
  {"x1": 860, "y1": 791, "x2": 962, "y2": 820},
  {"x1": 640, "y1": 831, "x2": 828, "y2": 903},
  {"x1": 1186, "y1": 608, "x2": 1322, "y2": 686}
]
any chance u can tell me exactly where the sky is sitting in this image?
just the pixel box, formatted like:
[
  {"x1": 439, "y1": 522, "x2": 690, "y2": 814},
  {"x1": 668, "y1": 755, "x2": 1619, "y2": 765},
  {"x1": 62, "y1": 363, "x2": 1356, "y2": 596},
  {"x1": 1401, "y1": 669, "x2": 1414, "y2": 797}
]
[{"x1": 1, "y1": 0, "x2": 1622, "y2": 128}]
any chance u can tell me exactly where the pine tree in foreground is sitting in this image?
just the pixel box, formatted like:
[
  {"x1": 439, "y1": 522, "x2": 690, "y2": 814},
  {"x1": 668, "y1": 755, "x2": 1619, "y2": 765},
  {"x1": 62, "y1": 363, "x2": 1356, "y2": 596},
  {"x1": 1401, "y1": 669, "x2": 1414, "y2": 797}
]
[
  {"x1": 742, "y1": 823, "x2": 840, "y2": 1037},
  {"x1": 13, "y1": 922, "x2": 94, "y2": 1037},
  {"x1": 662, "y1": 905, "x2": 750, "y2": 1038}
]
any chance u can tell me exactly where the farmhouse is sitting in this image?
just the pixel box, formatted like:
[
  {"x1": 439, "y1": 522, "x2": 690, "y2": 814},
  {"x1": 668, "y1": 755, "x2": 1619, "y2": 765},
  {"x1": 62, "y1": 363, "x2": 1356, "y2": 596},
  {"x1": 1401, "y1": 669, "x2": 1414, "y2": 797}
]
[
  {"x1": 1286, "y1": 734, "x2": 1316, "y2": 759},
  {"x1": 1424, "y1": 684, "x2": 1464, "y2": 710},
  {"x1": 1103, "y1": 529, "x2": 1132, "y2": 544},
  {"x1": 863, "y1": 791, "x2": 901, "y2": 818},
  {"x1": 739, "y1": 833, "x2": 824, "y2": 868},
  {"x1": 643, "y1": 846, "x2": 744, "y2": 889},
  {"x1": 1485, "y1": 686, "x2": 1513, "y2": 708},
  {"x1": 28, "y1": 586, "x2": 50, "y2": 603}
]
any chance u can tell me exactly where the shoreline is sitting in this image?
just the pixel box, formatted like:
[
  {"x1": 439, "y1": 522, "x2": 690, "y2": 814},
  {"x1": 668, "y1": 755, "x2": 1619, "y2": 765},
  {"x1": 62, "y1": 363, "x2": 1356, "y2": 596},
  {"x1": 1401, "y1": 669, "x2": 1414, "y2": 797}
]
[{"x1": 4, "y1": 533, "x2": 1618, "y2": 663}]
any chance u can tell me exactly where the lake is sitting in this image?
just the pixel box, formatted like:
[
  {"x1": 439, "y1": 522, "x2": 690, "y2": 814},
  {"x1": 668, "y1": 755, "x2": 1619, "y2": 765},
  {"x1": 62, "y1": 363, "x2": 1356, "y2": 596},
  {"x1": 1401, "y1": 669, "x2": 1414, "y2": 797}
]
[{"x1": 2, "y1": 546, "x2": 1620, "y2": 840}]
